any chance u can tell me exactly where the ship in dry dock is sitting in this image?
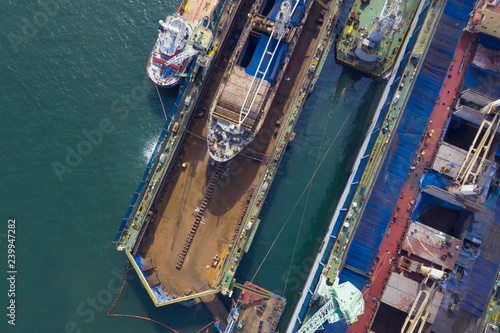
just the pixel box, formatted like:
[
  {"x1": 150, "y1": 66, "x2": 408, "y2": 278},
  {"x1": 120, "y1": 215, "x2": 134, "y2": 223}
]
[{"x1": 207, "y1": 0, "x2": 304, "y2": 161}]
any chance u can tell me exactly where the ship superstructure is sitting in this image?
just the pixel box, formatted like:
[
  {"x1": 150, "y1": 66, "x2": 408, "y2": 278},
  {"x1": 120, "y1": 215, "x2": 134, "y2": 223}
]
[
  {"x1": 207, "y1": 0, "x2": 304, "y2": 161},
  {"x1": 147, "y1": 0, "x2": 215, "y2": 88},
  {"x1": 336, "y1": 0, "x2": 421, "y2": 76}
]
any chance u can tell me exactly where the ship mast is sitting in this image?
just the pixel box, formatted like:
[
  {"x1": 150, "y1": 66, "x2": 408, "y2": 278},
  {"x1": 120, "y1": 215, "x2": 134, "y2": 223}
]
[
  {"x1": 371, "y1": 0, "x2": 402, "y2": 41},
  {"x1": 237, "y1": 0, "x2": 300, "y2": 128}
]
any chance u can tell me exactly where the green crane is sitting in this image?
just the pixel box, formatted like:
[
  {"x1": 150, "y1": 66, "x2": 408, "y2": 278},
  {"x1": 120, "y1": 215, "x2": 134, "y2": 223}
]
[{"x1": 297, "y1": 281, "x2": 364, "y2": 333}]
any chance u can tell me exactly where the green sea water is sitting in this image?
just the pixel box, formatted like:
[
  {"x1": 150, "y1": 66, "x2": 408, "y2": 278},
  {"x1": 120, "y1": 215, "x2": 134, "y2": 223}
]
[{"x1": 0, "y1": 0, "x2": 384, "y2": 332}]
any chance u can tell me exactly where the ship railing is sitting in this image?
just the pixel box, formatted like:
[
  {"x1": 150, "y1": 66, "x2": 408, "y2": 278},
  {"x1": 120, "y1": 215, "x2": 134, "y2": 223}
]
[{"x1": 237, "y1": 0, "x2": 301, "y2": 128}]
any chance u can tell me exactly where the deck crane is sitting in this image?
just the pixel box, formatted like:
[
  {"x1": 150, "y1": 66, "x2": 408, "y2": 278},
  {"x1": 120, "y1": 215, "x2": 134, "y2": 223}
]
[
  {"x1": 371, "y1": 0, "x2": 402, "y2": 41},
  {"x1": 296, "y1": 280, "x2": 364, "y2": 333},
  {"x1": 237, "y1": 0, "x2": 299, "y2": 128},
  {"x1": 162, "y1": 48, "x2": 199, "y2": 68},
  {"x1": 400, "y1": 259, "x2": 448, "y2": 333},
  {"x1": 447, "y1": 98, "x2": 500, "y2": 195}
]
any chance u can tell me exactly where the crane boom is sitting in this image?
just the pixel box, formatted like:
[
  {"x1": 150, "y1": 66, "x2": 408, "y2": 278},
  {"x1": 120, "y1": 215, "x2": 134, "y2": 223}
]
[
  {"x1": 163, "y1": 48, "x2": 199, "y2": 67},
  {"x1": 447, "y1": 98, "x2": 500, "y2": 195},
  {"x1": 297, "y1": 282, "x2": 364, "y2": 333}
]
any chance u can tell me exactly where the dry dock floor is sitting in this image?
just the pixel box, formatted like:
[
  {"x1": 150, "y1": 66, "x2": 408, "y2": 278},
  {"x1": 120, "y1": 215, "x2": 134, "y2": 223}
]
[{"x1": 139, "y1": 103, "x2": 265, "y2": 297}]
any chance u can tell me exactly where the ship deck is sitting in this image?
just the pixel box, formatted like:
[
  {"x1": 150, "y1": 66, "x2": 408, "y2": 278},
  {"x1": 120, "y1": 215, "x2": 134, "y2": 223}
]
[
  {"x1": 182, "y1": 0, "x2": 220, "y2": 24},
  {"x1": 214, "y1": 66, "x2": 270, "y2": 130},
  {"x1": 336, "y1": 0, "x2": 422, "y2": 76},
  {"x1": 347, "y1": 29, "x2": 477, "y2": 333}
]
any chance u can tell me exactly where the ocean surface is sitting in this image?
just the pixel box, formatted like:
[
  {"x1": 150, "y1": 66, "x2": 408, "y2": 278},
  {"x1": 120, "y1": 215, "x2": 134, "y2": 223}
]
[{"x1": 0, "y1": 0, "x2": 384, "y2": 332}]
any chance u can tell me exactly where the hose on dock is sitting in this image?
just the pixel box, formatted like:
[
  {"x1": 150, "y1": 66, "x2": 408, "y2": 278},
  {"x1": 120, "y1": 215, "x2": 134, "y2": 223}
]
[{"x1": 195, "y1": 320, "x2": 216, "y2": 332}]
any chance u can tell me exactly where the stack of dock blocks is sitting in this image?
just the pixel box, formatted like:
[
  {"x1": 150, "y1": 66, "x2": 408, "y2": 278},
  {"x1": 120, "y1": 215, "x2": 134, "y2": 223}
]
[{"x1": 176, "y1": 163, "x2": 223, "y2": 270}]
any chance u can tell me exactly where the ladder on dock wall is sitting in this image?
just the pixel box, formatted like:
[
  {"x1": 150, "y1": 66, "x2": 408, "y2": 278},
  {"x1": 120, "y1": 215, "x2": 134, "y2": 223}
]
[{"x1": 176, "y1": 163, "x2": 223, "y2": 270}]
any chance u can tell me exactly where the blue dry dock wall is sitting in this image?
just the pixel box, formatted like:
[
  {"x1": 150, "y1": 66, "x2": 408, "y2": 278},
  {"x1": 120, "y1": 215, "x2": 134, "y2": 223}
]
[
  {"x1": 114, "y1": 61, "x2": 196, "y2": 241},
  {"x1": 321, "y1": 0, "x2": 475, "y2": 330}
]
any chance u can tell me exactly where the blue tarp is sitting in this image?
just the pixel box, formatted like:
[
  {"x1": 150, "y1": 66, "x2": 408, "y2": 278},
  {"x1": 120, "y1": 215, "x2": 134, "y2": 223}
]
[
  {"x1": 244, "y1": 34, "x2": 289, "y2": 83},
  {"x1": 461, "y1": 64, "x2": 500, "y2": 98},
  {"x1": 480, "y1": 164, "x2": 497, "y2": 203},
  {"x1": 410, "y1": 191, "x2": 463, "y2": 222},
  {"x1": 268, "y1": 0, "x2": 305, "y2": 27},
  {"x1": 478, "y1": 34, "x2": 500, "y2": 51},
  {"x1": 419, "y1": 169, "x2": 454, "y2": 190},
  {"x1": 461, "y1": 256, "x2": 498, "y2": 317},
  {"x1": 459, "y1": 189, "x2": 500, "y2": 317},
  {"x1": 322, "y1": 0, "x2": 474, "y2": 330}
]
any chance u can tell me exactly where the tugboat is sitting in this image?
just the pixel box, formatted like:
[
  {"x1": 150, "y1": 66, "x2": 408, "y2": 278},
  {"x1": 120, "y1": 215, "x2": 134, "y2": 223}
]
[{"x1": 147, "y1": 0, "x2": 216, "y2": 88}]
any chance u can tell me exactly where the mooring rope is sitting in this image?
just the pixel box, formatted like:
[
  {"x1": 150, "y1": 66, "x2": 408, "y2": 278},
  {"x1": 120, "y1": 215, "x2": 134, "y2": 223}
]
[
  {"x1": 195, "y1": 320, "x2": 216, "y2": 333},
  {"x1": 251, "y1": 78, "x2": 372, "y2": 284},
  {"x1": 156, "y1": 85, "x2": 170, "y2": 121}
]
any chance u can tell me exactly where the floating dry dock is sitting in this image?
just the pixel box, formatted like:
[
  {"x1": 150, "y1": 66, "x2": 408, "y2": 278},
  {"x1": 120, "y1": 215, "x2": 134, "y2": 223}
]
[{"x1": 115, "y1": 0, "x2": 346, "y2": 327}]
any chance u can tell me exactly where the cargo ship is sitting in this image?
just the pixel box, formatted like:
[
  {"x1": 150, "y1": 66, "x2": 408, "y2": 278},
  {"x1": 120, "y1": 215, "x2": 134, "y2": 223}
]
[
  {"x1": 289, "y1": 0, "x2": 500, "y2": 331},
  {"x1": 146, "y1": 0, "x2": 215, "y2": 88},
  {"x1": 207, "y1": 0, "x2": 305, "y2": 161},
  {"x1": 336, "y1": 0, "x2": 421, "y2": 77},
  {"x1": 115, "y1": 0, "x2": 345, "y2": 328}
]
